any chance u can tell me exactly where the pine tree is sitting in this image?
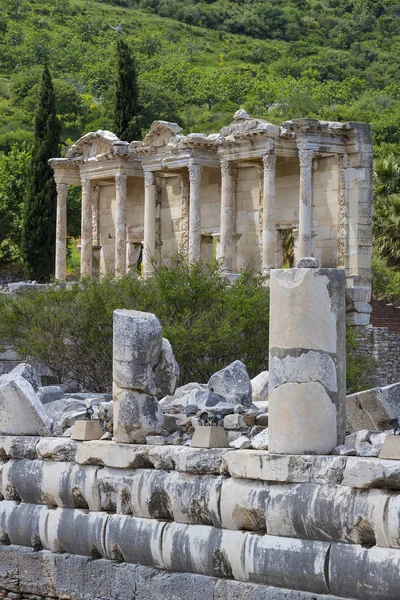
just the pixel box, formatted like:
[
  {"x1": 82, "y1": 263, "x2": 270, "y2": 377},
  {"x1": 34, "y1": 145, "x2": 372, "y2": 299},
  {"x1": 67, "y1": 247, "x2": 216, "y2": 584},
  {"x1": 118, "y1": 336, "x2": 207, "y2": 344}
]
[
  {"x1": 22, "y1": 65, "x2": 61, "y2": 282},
  {"x1": 113, "y1": 39, "x2": 141, "y2": 142}
]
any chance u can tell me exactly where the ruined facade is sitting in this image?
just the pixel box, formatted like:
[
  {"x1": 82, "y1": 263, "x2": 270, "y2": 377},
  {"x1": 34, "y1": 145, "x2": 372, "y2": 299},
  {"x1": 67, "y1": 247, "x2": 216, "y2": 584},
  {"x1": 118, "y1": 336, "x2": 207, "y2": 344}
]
[{"x1": 49, "y1": 111, "x2": 373, "y2": 289}]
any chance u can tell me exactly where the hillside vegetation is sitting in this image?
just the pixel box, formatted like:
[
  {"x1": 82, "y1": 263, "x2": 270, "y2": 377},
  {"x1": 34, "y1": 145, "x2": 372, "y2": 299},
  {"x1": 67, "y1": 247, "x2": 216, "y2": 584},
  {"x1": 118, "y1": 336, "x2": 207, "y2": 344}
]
[{"x1": 1, "y1": 0, "x2": 400, "y2": 153}]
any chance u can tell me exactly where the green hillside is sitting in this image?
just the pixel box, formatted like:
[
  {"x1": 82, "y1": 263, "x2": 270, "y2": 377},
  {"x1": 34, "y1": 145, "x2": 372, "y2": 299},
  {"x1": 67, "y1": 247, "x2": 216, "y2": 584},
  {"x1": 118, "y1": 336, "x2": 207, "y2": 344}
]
[{"x1": 1, "y1": 0, "x2": 400, "y2": 153}]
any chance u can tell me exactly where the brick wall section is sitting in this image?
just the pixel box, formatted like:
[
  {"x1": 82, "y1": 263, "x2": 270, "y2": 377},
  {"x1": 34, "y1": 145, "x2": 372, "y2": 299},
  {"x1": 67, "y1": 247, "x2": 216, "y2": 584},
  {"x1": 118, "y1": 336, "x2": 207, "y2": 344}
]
[
  {"x1": 370, "y1": 299, "x2": 400, "y2": 333},
  {"x1": 356, "y1": 324, "x2": 400, "y2": 388}
]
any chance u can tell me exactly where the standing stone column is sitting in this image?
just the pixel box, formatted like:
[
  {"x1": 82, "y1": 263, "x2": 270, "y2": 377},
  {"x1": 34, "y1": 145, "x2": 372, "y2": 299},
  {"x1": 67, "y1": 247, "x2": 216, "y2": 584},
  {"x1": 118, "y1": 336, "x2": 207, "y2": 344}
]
[
  {"x1": 115, "y1": 173, "x2": 127, "y2": 277},
  {"x1": 188, "y1": 162, "x2": 203, "y2": 263},
  {"x1": 220, "y1": 160, "x2": 235, "y2": 273},
  {"x1": 180, "y1": 173, "x2": 190, "y2": 258},
  {"x1": 55, "y1": 182, "x2": 68, "y2": 280},
  {"x1": 337, "y1": 153, "x2": 349, "y2": 269},
  {"x1": 298, "y1": 148, "x2": 314, "y2": 260},
  {"x1": 80, "y1": 177, "x2": 93, "y2": 278},
  {"x1": 143, "y1": 170, "x2": 156, "y2": 277},
  {"x1": 262, "y1": 147, "x2": 276, "y2": 272},
  {"x1": 268, "y1": 267, "x2": 346, "y2": 454}
]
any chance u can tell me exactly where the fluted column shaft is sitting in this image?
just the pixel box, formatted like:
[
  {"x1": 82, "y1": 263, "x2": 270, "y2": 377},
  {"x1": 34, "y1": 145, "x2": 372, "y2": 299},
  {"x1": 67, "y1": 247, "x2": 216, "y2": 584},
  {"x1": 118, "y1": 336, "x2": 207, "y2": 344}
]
[
  {"x1": 188, "y1": 162, "x2": 203, "y2": 263},
  {"x1": 143, "y1": 170, "x2": 156, "y2": 277},
  {"x1": 220, "y1": 160, "x2": 235, "y2": 273},
  {"x1": 298, "y1": 148, "x2": 314, "y2": 258},
  {"x1": 55, "y1": 182, "x2": 68, "y2": 280},
  {"x1": 262, "y1": 148, "x2": 276, "y2": 271},
  {"x1": 115, "y1": 173, "x2": 127, "y2": 277},
  {"x1": 81, "y1": 177, "x2": 93, "y2": 278}
]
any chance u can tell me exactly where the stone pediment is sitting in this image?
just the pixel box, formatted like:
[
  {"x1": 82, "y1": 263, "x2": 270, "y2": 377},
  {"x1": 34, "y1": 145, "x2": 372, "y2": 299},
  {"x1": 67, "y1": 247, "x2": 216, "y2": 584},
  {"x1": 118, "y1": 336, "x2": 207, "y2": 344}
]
[
  {"x1": 219, "y1": 110, "x2": 280, "y2": 142},
  {"x1": 68, "y1": 130, "x2": 129, "y2": 162},
  {"x1": 141, "y1": 121, "x2": 183, "y2": 150}
]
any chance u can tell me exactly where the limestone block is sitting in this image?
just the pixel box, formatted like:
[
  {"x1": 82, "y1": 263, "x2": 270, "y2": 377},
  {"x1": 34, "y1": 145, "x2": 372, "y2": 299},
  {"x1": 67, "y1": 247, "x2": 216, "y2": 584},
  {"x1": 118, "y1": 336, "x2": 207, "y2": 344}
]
[
  {"x1": 161, "y1": 522, "x2": 248, "y2": 580},
  {"x1": 71, "y1": 419, "x2": 102, "y2": 441},
  {"x1": 342, "y1": 457, "x2": 400, "y2": 489},
  {"x1": 46, "y1": 507, "x2": 108, "y2": 556},
  {"x1": 251, "y1": 371, "x2": 269, "y2": 403},
  {"x1": 76, "y1": 441, "x2": 152, "y2": 469},
  {"x1": 113, "y1": 386, "x2": 163, "y2": 443},
  {"x1": 37, "y1": 386, "x2": 64, "y2": 405},
  {"x1": 154, "y1": 338, "x2": 180, "y2": 399},
  {"x1": 43, "y1": 398, "x2": 86, "y2": 434},
  {"x1": 213, "y1": 580, "x2": 344, "y2": 600},
  {"x1": 221, "y1": 451, "x2": 347, "y2": 484},
  {"x1": 160, "y1": 382, "x2": 208, "y2": 408},
  {"x1": 174, "y1": 447, "x2": 231, "y2": 474},
  {"x1": 0, "y1": 501, "x2": 49, "y2": 549},
  {"x1": 35, "y1": 437, "x2": 79, "y2": 462},
  {"x1": 2, "y1": 459, "x2": 100, "y2": 510},
  {"x1": 251, "y1": 429, "x2": 269, "y2": 450},
  {"x1": 0, "y1": 374, "x2": 52, "y2": 436},
  {"x1": 135, "y1": 470, "x2": 223, "y2": 526},
  {"x1": 347, "y1": 383, "x2": 400, "y2": 432},
  {"x1": 146, "y1": 444, "x2": 177, "y2": 470},
  {"x1": 97, "y1": 467, "x2": 141, "y2": 514},
  {"x1": 379, "y1": 435, "x2": 400, "y2": 460},
  {"x1": 269, "y1": 353, "x2": 337, "y2": 394},
  {"x1": 10, "y1": 363, "x2": 41, "y2": 392},
  {"x1": 0, "y1": 435, "x2": 39, "y2": 459},
  {"x1": 229, "y1": 435, "x2": 252, "y2": 449},
  {"x1": 105, "y1": 514, "x2": 165, "y2": 567},
  {"x1": 6, "y1": 545, "x2": 57, "y2": 597},
  {"x1": 0, "y1": 544, "x2": 20, "y2": 592},
  {"x1": 245, "y1": 534, "x2": 330, "y2": 594},
  {"x1": 329, "y1": 542, "x2": 400, "y2": 600},
  {"x1": 269, "y1": 382, "x2": 337, "y2": 454},
  {"x1": 207, "y1": 360, "x2": 252, "y2": 407},
  {"x1": 134, "y1": 565, "x2": 216, "y2": 600},
  {"x1": 220, "y1": 478, "x2": 269, "y2": 532},
  {"x1": 113, "y1": 309, "x2": 162, "y2": 393}
]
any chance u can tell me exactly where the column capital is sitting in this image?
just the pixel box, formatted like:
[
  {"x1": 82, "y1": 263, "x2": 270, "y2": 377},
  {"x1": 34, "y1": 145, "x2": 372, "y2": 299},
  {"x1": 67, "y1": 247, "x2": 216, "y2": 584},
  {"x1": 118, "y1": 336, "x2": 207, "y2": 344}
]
[
  {"x1": 188, "y1": 162, "x2": 203, "y2": 182},
  {"x1": 262, "y1": 149, "x2": 276, "y2": 171},
  {"x1": 56, "y1": 181, "x2": 68, "y2": 196},
  {"x1": 144, "y1": 170, "x2": 155, "y2": 186},
  {"x1": 80, "y1": 176, "x2": 92, "y2": 193},
  {"x1": 115, "y1": 172, "x2": 127, "y2": 187},
  {"x1": 221, "y1": 160, "x2": 235, "y2": 177},
  {"x1": 298, "y1": 147, "x2": 314, "y2": 169}
]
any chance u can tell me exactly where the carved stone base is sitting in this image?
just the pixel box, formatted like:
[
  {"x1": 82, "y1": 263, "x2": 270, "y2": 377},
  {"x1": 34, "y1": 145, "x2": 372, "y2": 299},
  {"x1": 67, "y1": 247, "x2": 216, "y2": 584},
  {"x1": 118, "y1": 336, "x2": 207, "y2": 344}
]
[
  {"x1": 191, "y1": 426, "x2": 229, "y2": 448},
  {"x1": 71, "y1": 420, "x2": 102, "y2": 441}
]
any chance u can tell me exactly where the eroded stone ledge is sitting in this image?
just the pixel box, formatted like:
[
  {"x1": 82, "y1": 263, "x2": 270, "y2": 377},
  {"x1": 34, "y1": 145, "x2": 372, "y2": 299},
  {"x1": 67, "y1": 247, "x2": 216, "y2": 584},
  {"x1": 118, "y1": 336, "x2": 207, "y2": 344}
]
[{"x1": 0, "y1": 544, "x2": 352, "y2": 600}]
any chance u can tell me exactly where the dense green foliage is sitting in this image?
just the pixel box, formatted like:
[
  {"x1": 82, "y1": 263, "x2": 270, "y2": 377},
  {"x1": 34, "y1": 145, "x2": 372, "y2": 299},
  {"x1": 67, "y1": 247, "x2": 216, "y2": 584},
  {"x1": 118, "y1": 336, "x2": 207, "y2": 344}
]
[
  {"x1": 22, "y1": 65, "x2": 61, "y2": 282},
  {"x1": 0, "y1": 261, "x2": 370, "y2": 392},
  {"x1": 114, "y1": 38, "x2": 141, "y2": 141}
]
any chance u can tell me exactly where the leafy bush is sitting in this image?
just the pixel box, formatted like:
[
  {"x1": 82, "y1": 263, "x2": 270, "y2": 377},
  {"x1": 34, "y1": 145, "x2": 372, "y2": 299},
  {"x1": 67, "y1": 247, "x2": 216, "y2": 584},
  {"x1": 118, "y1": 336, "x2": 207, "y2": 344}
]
[
  {"x1": 346, "y1": 326, "x2": 376, "y2": 394},
  {"x1": 0, "y1": 260, "x2": 374, "y2": 394},
  {"x1": 0, "y1": 261, "x2": 270, "y2": 391}
]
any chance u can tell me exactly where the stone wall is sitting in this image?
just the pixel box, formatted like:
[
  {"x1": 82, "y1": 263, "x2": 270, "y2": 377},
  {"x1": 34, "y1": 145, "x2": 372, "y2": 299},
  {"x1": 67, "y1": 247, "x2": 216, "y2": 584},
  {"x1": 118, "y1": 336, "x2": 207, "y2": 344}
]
[
  {"x1": 356, "y1": 325, "x2": 400, "y2": 388},
  {"x1": 1, "y1": 437, "x2": 400, "y2": 599}
]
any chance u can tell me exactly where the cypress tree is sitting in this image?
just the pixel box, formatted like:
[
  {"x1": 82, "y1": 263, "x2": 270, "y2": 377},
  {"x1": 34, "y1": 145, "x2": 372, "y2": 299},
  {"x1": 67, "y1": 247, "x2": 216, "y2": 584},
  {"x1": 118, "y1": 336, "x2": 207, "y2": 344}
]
[
  {"x1": 22, "y1": 65, "x2": 61, "y2": 283},
  {"x1": 113, "y1": 39, "x2": 141, "y2": 142}
]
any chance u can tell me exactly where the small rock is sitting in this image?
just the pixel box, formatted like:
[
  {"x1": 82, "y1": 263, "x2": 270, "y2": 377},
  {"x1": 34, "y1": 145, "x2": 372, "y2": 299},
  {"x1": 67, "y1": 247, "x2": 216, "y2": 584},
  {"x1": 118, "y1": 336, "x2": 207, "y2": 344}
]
[
  {"x1": 100, "y1": 431, "x2": 112, "y2": 441},
  {"x1": 234, "y1": 405, "x2": 245, "y2": 414},
  {"x1": 250, "y1": 425, "x2": 264, "y2": 438},
  {"x1": 332, "y1": 445, "x2": 356, "y2": 456},
  {"x1": 146, "y1": 435, "x2": 166, "y2": 446},
  {"x1": 163, "y1": 413, "x2": 184, "y2": 433},
  {"x1": 160, "y1": 382, "x2": 208, "y2": 408},
  {"x1": 184, "y1": 404, "x2": 198, "y2": 416},
  {"x1": 227, "y1": 430, "x2": 244, "y2": 444},
  {"x1": 356, "y1": 441, "x2": 379, "y2": 457},
  {"x1": 223, "y1": 414, "x2": 246, "y2": 430},
  {"x1": 251, "y1": 428, "x2": 269, "y2": 450},
  {"x1": 243, "y1": 414, "x2": 256, "y2": 427},
  {"x1": 166, "y1": 431, "x2": 182, "y2": 445},
  {"x1": 229, "y1": 435, "x2": 252, "y2": 449},
  {"x1": 256, "y1": 413, "x2": 268, "y2": 427}
]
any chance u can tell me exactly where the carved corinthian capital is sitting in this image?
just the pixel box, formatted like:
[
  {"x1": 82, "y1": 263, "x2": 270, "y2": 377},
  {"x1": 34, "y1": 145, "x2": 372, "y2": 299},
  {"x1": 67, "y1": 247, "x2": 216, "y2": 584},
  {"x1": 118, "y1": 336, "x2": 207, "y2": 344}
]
[
  {"x1": 221, "y1": 160, "x2": 235, "y2": 178},
  {"x1": 298, "y1": 148, "x2": 313, "y2": 169},
  {"x1": 115, "y1": 173, "x2": 127, "y2": 191},
  {"x1": 188, "y1": 162, "x2": 203, "y2": 182},
  {"x1": 262, "y1": 150, "x2": 276, "y2": 172},
  {"x1": 144, "y1": 170, "x2": 155, "y2": 186}
]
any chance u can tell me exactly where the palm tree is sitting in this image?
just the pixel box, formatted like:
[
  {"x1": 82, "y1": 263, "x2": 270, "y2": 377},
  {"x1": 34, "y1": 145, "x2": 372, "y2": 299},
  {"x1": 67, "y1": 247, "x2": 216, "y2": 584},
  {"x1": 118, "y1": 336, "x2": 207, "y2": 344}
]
[{"x1": 373, "y1": 154, "x2": 400, "y2": 266}]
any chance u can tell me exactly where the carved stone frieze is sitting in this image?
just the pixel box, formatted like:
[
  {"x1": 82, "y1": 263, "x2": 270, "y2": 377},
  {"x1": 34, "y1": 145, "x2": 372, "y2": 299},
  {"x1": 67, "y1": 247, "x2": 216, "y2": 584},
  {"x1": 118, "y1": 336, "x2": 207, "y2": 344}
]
[{"x1": 337, "y1": 153, "x2": 349, "y2": 269}]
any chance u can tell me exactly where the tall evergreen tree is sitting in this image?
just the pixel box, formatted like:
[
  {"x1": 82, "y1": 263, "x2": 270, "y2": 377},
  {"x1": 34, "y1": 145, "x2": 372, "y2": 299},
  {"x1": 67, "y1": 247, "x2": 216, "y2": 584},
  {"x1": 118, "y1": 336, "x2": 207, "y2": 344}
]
[
  {"x1": 113, "y1": 39, "x2": 141, "y2": 142},
  {"x1": 22, "y1": 65, "x2": 61, "y2": 282}
]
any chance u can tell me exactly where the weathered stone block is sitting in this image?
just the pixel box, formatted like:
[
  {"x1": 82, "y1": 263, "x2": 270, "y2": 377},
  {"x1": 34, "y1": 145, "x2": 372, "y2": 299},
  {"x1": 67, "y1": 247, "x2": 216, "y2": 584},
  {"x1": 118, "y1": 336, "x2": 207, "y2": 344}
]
[
  {"x1": 342, "y1": 457, "x2": 400, "y2": 489},
  {"x1": 10, "y1": 363, "x2": 41, "y2": 392},
  {"x1": 0, "y1": 374, "x2": 52, "y2": 436},
  {"x1": 71, "y1": 420, "x2": 102, "y2": 441},
  {"x1": 161, "y1": 522, "x2": 248, "y2": 580},
  {"x1": 105, "y1": 514, "x2": 165, "y2": 567},
  {"x1": 35, "y1": 437, "x2": 79, "y2": 462},
  {"x1": 113, "y1": 309, "x2": 162, "y2": 393},
  {"x1": 113, "y1": 385, "x2": 163, "y2": 443},
  {"x1": 37, "y1": 386, "x2": 64, "y2": 405},
  {"x1": 207, "y1": 361, "x2": 252, "y2": 407},
  {"x1": 191, "y1": 426, "x2": 229, "y2": 449},
  {"x1": 76, "y1": 441, "x2": 151, "y2": 469},
  {"x1": 134, "y1": 565, "x2": 215, "y2": 600},
  {"x1": 46, "y1": 507, "x2": 108, "y2": 556},
  {"x1": 154, "y1": 338, "x2": 180, "y2": 399},
  {"x1": 0, "y1": 436, "x2": 39, "y2": 460},
  {"x1": 250, "y1": 371, "x2": 269, "y2": 403},
  {"x1": 347, "y1": 383, "x2": 400, "y2": 432}
]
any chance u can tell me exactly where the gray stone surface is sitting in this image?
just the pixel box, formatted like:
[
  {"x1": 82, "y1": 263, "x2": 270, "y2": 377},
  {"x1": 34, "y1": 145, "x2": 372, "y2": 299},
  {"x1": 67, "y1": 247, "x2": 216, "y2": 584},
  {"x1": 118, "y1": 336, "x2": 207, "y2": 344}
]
[
  {"x1": 207, "y1": 360, "x2": 252, "y2": 407},
  {"x1": 113, "y1": 309, "x2": 162, "y2": 394},
  {"x1": 10, "y1": 363, "x2": 41, "y2": 392},
  {"x1": 342, "y1": 456, "x2": 400, "y2": 489},
  {"x1": 43, "y1": 398, "x2": 86, "y2": 432},
  {"x1": 35, "y1": 437, "x2": 79, "y2": 461},
  {"x1": 0, "y1": 374, "x2": 51, "y2": 436},
  {"x1": 154, "y1": 338, "x2": 180, "y2": 399},
  {"x1": 250, "y1": 371, "x2": 269, "y2": 403},
  {"x1": 37, "y1": 386, "x2": 64, "y2": 405},
  {"x1": 113, "y1": 386, "x2": 163, "y2": 443},
  {"x1": 105, "y1": 514, "x2": 165, "y2": 567},
  {"x1": 160, "y1": 382, "x2": 208, "y2": 408},
  {"x1": 0, "y1": 435, "x2": 39, "y2": 459},
  {"x1": 347, "y1": 383, "x2": 400, "y2": 432}
]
